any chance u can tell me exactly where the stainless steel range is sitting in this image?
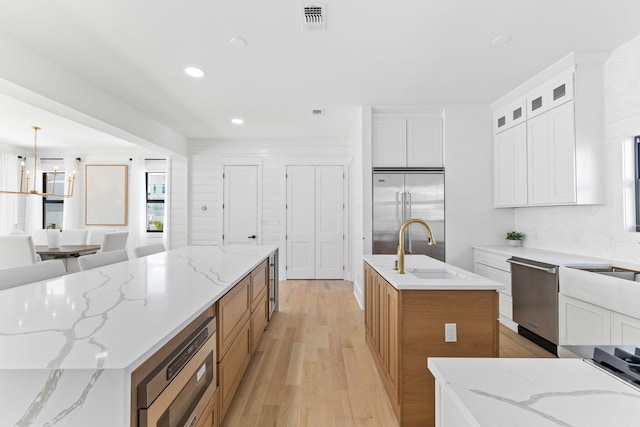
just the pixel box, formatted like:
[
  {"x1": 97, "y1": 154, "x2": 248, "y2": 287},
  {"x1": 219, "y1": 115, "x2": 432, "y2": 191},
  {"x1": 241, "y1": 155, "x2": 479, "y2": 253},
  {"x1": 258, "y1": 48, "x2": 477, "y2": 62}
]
[{"x1": 560, "y1": 345, "x2": 640, "y2": 391}]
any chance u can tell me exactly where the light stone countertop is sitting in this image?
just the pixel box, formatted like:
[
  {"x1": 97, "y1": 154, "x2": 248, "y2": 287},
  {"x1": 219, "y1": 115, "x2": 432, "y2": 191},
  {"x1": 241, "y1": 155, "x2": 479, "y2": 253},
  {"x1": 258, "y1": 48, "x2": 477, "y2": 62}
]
[
  {"x1": 473, "y1": 245, "x2": 614, "y2": 268},
  {"x1": 428, "y1": 357, "x2": 640, "y2": 426},
  {"x1": 364, "y1": 254, "x2": 504, "y2": 291},
  {"x1": 0, "y1": 245, "x2": 277, "y2": 427}
]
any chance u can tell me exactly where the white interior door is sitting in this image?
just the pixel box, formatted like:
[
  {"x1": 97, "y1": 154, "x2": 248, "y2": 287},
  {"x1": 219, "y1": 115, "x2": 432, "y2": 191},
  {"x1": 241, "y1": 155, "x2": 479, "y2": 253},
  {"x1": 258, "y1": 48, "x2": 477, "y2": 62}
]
[
  {"x1": 286, "y1": 165, "x2": 344, "y2": 279},
  {"x1": 223, "y1": 165, "x2": 258, "y2": 246},
  {"x1": 315, "y1": 166, "x2": 344, "y2": 278},
  {"x1": 286, "y1": 166, "x2": 315, "y2": 278}
]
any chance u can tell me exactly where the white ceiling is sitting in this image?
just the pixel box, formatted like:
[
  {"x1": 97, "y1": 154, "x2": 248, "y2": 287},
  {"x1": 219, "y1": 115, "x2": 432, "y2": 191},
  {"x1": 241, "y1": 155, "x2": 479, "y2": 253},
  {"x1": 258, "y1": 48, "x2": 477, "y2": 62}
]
[{"x1": 0, "y1": 0, "x2": 639, "y2": 150}]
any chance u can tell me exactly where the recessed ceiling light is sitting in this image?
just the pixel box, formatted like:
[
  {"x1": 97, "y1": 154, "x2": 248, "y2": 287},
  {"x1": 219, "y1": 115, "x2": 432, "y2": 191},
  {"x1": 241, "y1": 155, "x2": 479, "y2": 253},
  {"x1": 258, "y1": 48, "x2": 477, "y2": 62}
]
[
  {"x1": 311, "y1": 109, "x2": 324, "y2": 116},
  {"x1": 184, "y1": 66, "x2": 205, "y2": 78},
  {"x1": 231, "y1": 118, "x2": 244, "y2": 125},
  {"x1": 492, "y1": 35, "x2": 511, "y2": 46},
  {"x1": 230, "y1": 36, "x2": 248, "y2": 47}
]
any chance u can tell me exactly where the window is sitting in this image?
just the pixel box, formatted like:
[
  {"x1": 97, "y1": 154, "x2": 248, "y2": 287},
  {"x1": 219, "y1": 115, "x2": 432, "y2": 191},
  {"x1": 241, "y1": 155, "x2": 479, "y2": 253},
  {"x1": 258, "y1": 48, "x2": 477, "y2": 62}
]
[
  {"x1": 146, "y1": 172, "x2": 165, "y2": 232},
  {"x1": 42, "y1": 171, "x2": 65, "y2": 229},
  {"x1": 635, "y1": 136, "x2": 640, "y2": 231}
]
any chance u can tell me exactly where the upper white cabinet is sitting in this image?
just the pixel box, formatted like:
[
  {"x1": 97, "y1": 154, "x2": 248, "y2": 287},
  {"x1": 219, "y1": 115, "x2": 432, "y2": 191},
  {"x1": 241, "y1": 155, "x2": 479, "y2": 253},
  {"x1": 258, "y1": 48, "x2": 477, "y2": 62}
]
[
  {"x1": 491, "y1": 53, "x2": 606, "y2": 207},
  {"x1": 372, "y1": 114, "x2": 443, "y2": 168}
]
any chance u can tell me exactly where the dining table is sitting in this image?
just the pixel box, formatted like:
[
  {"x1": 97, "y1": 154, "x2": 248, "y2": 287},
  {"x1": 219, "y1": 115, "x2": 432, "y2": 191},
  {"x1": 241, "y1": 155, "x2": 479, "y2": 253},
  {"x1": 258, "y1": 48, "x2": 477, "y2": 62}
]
[{"x1": 35, "y1": 244, "x2": 101, "y2": 259}]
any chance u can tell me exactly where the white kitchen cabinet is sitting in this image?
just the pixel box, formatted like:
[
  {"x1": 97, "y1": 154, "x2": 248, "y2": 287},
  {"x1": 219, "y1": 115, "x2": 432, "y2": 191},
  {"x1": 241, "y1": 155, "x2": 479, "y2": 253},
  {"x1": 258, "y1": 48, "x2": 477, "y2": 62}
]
[
  {"x1": 493, "y1": 98, "x2": 526, "y2": 134},
  {"x1": 559, "y1": 295, "x2": 611, "y2": 345},
  {"x1": 372, "y1": 115, "x2": 442, "y2": 168},
  {"x1": 473, "y1": 249, "x2": 516, "y2": 330},
  {"x1": 490, "y1": 53, "x2": 605, "y2": 207},
  {"x1": 527, "y1": 101, "x2": 576, "y2": 205},
  {"x1": 612, "y1": 312, "x2": 640, "y2": 345},
  {"x1": 525, "y1": 69, "x2": 574, "y2": 119},
  {"x1": 494, "y1": 123, "x2": 528, "y2": 207}
]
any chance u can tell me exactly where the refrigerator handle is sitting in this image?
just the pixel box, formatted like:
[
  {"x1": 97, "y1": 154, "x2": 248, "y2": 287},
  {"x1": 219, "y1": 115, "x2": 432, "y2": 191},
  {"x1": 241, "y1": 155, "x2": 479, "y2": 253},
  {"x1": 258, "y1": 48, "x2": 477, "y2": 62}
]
[{"x1": 398, "y1": 192, "x2": 405, "y2": 229}]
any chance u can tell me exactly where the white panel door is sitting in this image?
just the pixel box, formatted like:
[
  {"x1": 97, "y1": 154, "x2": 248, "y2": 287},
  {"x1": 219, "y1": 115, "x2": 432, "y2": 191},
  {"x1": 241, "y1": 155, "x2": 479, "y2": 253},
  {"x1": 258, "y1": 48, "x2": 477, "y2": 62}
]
[
  {"x1": 223, "y1": 165, "x2": 258, "y2": 246},
  {"x1": 286, "y1": 166, "x2": 315, "y2": 279},
  {"x1": 315, "y1": 166, "x2": 344, "y2": 279}
]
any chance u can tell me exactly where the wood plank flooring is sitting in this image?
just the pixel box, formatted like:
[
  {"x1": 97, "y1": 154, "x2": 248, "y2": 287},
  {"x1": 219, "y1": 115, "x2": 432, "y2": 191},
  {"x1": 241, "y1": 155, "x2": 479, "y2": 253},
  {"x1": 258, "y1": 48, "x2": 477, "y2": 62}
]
[{"x1": 221, "y1": 280, "x2": 554, "y2": 427}]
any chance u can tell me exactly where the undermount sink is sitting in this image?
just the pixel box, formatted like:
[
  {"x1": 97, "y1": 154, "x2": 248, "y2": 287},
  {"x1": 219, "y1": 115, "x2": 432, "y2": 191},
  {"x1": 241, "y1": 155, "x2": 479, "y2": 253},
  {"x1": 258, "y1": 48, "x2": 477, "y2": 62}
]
[
  {"x1": 405, "y1": 268, "x2": 471, "y2": 280},
  {"x1": 568, "y1": 265, "x2": 640, "y2": 282}
]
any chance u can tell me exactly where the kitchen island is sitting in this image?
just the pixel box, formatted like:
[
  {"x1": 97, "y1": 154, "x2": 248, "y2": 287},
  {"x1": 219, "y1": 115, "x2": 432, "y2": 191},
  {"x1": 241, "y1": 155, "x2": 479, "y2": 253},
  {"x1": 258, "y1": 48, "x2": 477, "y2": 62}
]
[
  {"x1": 428, "y1": 357, "x2": 640, "y2": 426},
  {"x1": 0, "y1": 245, "x2": 277, "y2": 427},
  {"x1": 364, "y1": 254, "x2": 504, "y2": 427}
]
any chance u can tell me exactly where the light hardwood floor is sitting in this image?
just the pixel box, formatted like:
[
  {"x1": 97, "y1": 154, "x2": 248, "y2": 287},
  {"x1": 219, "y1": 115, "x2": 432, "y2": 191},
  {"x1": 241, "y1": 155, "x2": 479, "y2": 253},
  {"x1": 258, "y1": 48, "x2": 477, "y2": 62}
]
[{"x1": 221, "y1": 280, "x2": 554, "y2": 427}]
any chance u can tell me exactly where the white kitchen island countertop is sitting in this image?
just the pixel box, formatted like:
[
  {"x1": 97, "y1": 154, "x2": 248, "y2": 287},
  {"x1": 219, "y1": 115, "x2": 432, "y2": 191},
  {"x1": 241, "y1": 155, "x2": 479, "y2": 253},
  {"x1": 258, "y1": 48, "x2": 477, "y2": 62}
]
[
  {"x1": 428, "y1": 357, "x2": 640, "y2": 426},
  {"x1": 0, "y1": 245, "x2": 277, "y2": 427},
  {"x1": 364, "y1": 254, "x2": 504, "y2": 291}
]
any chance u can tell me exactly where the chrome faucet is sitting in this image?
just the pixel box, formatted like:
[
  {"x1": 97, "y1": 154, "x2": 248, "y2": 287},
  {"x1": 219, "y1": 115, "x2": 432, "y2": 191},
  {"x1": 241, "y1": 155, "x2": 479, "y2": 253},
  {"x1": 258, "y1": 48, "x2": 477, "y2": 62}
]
[{"x1": 396, "y1": 218, "x2": 436, "y2": 274}]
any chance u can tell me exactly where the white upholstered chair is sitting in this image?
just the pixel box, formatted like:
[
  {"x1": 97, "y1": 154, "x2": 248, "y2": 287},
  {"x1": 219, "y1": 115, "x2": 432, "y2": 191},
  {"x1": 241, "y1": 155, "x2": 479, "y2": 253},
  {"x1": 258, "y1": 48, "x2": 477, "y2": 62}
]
[
  {"x1": 78, "y1": 250, "x2": 129, "y2": 271},
  {"x1": 100, "y1": 231, "x2": 129, "y2": 252},
  {"x1": 0, "y1": 235, "x2": 38, "y2": 270},
  {"x1": 134, "y1": 243, "x2": 165, "y2": 258},
  {"x1": 32, "y1": 229, "x2": 48, "y2": 246},
  {"x1": 60, "y1": 229, "x2": 89, "y2": 246},
  {"x1": 86, "y1": 229, "x2": 114, "y2": 245},
  {"x1": 0, "y1": 260, "x2": 66, "y2": 290}
]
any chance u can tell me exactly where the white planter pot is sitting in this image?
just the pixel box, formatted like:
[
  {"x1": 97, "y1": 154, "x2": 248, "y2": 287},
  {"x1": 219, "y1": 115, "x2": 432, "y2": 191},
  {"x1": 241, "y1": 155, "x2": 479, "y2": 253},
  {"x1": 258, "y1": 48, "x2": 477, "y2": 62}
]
[
  {"x1": 47, "y1": 230, "x2": 61, "y2": 249},
  {"x1": 507, "y1": 239, "x2": 521, "y2": 247}
]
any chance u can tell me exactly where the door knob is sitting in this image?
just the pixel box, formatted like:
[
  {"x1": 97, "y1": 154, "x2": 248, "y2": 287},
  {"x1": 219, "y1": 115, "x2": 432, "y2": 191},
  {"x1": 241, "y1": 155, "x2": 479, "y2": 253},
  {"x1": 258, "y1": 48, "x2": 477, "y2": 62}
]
[{"x1": 248, "y1": 235, "x2": 256, "y2": 239}]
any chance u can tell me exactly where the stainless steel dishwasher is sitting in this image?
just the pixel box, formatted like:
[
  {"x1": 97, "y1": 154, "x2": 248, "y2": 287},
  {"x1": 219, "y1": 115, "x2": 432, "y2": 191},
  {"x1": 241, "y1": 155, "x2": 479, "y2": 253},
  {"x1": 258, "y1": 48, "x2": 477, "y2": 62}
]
[{"x1": 508, "y1": 257, "x2": 559, "y2": 355}]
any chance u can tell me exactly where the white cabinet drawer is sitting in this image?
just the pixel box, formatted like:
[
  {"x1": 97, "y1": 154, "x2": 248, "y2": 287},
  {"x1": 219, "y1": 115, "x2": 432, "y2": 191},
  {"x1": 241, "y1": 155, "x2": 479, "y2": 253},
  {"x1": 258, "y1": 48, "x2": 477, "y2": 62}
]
[
  {"x1": 473, "y1": 250, "x2": 510, "y2": 272},
  {"x1": 475, "y1": 264, "x2": 511, "y2": 295},
  {"x1": 499, "y1": 292, "x2": 513, "y2": 320}
]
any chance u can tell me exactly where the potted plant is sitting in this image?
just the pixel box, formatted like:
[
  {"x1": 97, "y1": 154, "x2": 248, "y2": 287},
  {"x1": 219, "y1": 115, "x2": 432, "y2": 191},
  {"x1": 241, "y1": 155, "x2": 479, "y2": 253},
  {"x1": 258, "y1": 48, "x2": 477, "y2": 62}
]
[{"x1": 506, "y1": 231, "x2": 524, "y2": 247}]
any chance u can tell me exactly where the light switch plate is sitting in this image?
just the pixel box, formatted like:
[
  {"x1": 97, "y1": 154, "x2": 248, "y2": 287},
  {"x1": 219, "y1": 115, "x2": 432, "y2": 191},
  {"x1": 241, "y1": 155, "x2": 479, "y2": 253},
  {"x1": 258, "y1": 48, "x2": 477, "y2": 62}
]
[{"x1": 445, "y1": 323, "x2": 457, "y2": 342}]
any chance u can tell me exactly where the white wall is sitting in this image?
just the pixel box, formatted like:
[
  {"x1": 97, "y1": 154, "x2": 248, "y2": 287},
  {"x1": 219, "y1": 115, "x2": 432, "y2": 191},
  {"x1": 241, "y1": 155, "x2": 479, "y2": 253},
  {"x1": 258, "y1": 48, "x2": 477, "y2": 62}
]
[
  {"x1": 347, "y1": 110, "x2": 364, "y2": 307},
  {"x1": 443, "y1": 106, "x2": 514, "y2": 271},
  {"x1": 515, "y1": 34, "x2": 640, "y2": 264},
  {"x1": 189, "y1": 139, "x2": 349, "y2": 277}
]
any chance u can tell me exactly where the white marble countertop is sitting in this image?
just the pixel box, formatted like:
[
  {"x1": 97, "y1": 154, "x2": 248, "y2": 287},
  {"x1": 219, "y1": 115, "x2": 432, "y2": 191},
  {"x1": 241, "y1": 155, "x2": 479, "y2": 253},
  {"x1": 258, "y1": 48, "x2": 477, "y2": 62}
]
[
  {"x1": 0, "y1": 245, "x2": 277, "y2": 427},
  {"x1": 428, "y1": 357, "x2": 640, "y2": 426},
  {"x1": 364, "y1": 254, "x2": 504, "y2": 291},
  {"x1": 473, "y1": 245, "x2": 612, "y2": 267}
]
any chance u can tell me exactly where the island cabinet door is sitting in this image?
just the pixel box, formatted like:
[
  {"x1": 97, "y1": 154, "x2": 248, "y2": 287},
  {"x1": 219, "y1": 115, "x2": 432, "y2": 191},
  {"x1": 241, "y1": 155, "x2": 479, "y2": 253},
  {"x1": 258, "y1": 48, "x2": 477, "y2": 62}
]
[
  {"x1": 250, "y1": 260, "x2": 268, "y2": 313},
  {"x1": 364, "y1": 263, "x2": 373, "y2": 338},
  {"x1": 384, "y1": 283, "x2": 400, "y2": 401},
  {"x1": 218, "y1": 275, "x2": 251, "y2": 361},
  {"x1": 218, "y1": 319, "x2": 252, "y2": 420}
]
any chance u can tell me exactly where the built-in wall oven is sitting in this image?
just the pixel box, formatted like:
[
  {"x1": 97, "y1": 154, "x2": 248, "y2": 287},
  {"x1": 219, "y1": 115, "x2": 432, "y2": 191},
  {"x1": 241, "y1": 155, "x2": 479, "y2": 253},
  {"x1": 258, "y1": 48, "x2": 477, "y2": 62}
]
[
  {"x1": 137, "y1": 317, "x2": 217, "y2": 427},
  {"x1": 508, "y1": 257, "x2": 559, "y2": 355}
]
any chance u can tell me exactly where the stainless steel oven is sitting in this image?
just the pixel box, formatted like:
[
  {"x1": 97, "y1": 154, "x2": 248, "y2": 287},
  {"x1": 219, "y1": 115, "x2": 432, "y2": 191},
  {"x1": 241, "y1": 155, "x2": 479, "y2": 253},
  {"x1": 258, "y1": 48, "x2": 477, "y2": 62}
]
[{"x1": 137, "y1": 317, "x2": 216, "y2": 427}]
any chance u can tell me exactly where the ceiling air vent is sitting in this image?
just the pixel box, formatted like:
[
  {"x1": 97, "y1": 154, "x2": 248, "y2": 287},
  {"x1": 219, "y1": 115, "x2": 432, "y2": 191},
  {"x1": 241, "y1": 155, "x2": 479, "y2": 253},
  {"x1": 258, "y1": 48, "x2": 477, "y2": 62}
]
[
  {"x1": 301, "y1": 4, "x2": 326, "y2": 30},
  {"x1": 311, "y1": 109, "x2": 324, "y2": 116}
]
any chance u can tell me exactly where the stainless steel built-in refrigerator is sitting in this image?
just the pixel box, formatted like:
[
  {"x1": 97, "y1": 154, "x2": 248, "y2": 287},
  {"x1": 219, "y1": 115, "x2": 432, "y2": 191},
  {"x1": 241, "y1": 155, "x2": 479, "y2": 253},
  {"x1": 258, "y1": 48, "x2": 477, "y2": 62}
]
[{"x1": 373, "y1": 169, "x2": 445, "y2": 262}]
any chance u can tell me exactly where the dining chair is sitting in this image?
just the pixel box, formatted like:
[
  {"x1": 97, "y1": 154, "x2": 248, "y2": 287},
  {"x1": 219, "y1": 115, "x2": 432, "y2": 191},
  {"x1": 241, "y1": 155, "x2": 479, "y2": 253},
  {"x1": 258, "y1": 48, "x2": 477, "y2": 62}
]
[
  {"x1": 0, "y1": 260, "x2": 67, "y2": 291},
  {"x1": 86, "y1": 229, "x2": 115, "y2": 245},
  {"x1": 134, "y1": 243, "x2": 165, "y2": 258},
  {"x1": 32, "y1": 229, "x2": 48, "y2": 246},
  {"x1": 60, "y1": 229, "x2": 89, "y2": 246},
  {"x1": 78, "y1": 250, "x2": 129, "y2": 271},
  {"x1": 0, "y1": 235, "x2": 38, "y2": 270},
  {"x1": 100, "y1": 231, "x2": 129, "y2": 252}
]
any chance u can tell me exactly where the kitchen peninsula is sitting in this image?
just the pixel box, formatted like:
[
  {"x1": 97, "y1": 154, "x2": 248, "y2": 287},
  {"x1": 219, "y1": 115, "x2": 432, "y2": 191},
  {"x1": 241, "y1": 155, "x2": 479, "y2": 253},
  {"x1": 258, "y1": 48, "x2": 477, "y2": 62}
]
[
  {"x1": 364, "y1": 254, "x2": 504, "y2": 427},
  {"x1": 0, "y1": 245, "x2": 277, "y2": 427}
]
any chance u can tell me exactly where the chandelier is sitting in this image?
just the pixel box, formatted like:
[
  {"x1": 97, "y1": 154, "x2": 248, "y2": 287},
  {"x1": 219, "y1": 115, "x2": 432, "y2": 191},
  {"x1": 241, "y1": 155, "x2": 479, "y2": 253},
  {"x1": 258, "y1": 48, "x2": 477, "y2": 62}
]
[{"x1": 0, "y1": 126, "x2": 76, "y2": 198}]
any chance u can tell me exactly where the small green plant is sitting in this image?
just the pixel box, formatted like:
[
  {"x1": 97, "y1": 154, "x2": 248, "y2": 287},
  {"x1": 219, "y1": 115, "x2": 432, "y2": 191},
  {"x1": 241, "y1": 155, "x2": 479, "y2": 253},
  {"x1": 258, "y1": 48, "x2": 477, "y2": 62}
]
[
  {"x1": 153, "y1": 220, "x2": 164, "y2": 231},
  {"x1": 506, "y1": 231, "x2": 524, "y2": 240}
]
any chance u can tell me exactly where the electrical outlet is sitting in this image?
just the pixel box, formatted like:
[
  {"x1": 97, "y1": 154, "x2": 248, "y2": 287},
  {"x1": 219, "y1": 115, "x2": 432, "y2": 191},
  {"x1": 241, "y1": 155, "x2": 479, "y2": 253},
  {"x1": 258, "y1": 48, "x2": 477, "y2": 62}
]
[{"x1": 445, "y1": 323, "x2": 457, "y2": 342}]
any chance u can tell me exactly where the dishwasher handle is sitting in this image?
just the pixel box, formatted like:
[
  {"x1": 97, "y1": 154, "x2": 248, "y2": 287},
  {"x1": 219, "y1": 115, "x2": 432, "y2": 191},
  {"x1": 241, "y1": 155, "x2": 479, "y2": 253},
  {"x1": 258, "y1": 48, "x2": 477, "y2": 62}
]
[{"x1": 507, "y1": 258, "x2": 558, "y2": 274}]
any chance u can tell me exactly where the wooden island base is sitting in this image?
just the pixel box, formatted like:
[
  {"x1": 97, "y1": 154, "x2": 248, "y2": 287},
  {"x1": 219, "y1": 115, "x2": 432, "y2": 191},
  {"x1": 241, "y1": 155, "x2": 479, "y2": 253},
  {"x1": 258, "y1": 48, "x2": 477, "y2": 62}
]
[{"x1": 364, "y1": 262, "x2": 499, "y2": 427}]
